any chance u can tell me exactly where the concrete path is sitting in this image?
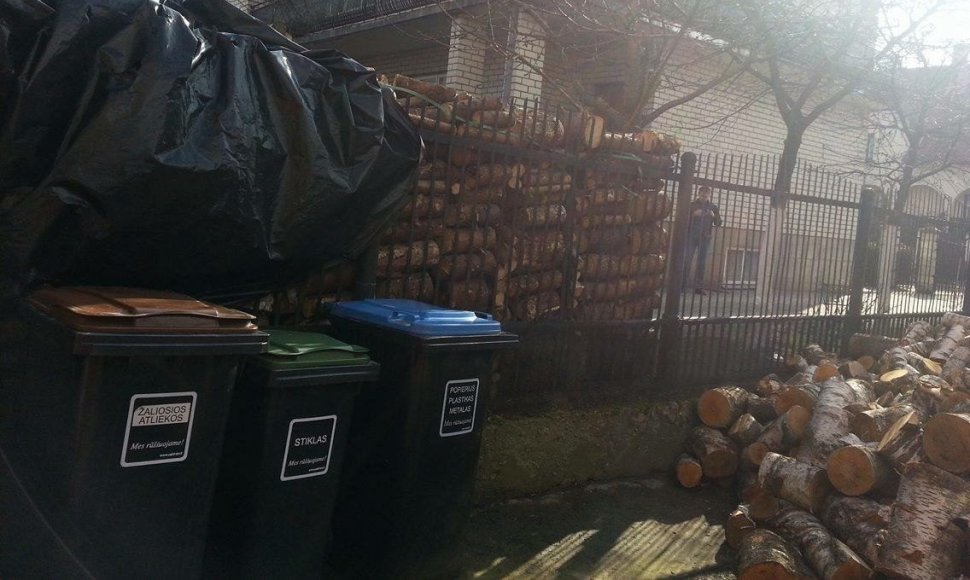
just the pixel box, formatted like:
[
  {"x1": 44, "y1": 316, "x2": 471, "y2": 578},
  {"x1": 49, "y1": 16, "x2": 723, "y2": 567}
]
[{"x1": 458, "y1": 477, "x2": 737, "y2": 579}]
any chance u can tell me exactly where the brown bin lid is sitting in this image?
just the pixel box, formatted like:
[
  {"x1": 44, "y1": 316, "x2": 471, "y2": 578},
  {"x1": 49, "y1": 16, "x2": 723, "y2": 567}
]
[{"x1": 29, "y1": 286, "x2": 258, "y2": 333}]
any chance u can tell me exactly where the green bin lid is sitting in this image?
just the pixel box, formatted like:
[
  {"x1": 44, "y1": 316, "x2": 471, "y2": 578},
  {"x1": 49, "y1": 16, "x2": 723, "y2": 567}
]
[{"x1": 258, "y1": 330, "x2": 371, "y2": 370}]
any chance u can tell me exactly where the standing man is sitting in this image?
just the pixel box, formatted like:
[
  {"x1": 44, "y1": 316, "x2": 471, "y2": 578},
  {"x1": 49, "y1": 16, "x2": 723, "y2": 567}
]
[{"x1": 684, "y1": 186, "x2": 721, "y2": 295}]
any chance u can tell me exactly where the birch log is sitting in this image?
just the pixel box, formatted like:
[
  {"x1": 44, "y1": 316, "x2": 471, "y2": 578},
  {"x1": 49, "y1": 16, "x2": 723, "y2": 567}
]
[
  {"x1": 688, "y1": 426, "x2": 739, "y2": 478},
  {"x1": 922, "y1": 412, "x2": 970, "y2": 474},
  {"x1": 819, "y1": 494, "x2": 891, "y2": 567},
  {"x1": 851, "y1": 404, "x2": 915, "y2": 442},
  {"x1": 725, "y1": 504, "x2": 757, "y2": 550},
  {"x1": 697, "y1": 386, "x2": 750, "y2": 428},
  {"x1": 759, "y1": 452, "x2": 833, "y2": 513},
  {"x1": 746, "y1": 405, "x2": 811, "y2": 465},
  {"x1": 929, "y1": 323, "x2": 965, "y2": 362},
  {"x1": 738, "y1": 529, "x2": 815, "y2": 580},
  {"x1": 797, "y1": 377, "x2": 873, "y2": 466},
  {"x1": 826, "y1": 444, "x2": 896, "y2": 497},
  {"x1": 876, "y1": 463, "x2": 970, "y2": 580},
  {"x1": 769, "y1": 505, "x2": 873, "y2": 580},
  {"x1": 728, "y1": 414, "x2": 764, "y2": 447}
]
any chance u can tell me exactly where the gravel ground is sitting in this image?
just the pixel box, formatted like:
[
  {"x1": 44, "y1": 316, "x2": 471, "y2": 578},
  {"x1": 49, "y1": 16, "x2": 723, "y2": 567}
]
[{"x1": 457, "y1": 476, "x2": 737, "y2": 579}]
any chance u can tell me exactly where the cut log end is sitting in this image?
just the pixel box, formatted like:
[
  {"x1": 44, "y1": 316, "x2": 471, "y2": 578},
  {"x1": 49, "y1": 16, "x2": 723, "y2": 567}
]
[
  {"x1": 826, "y1": 444, "x2": 894, "y2": 497},
  {"x1": 676, "y1": 454, "x2": 704, "y2": 488},
  {"x1": 697, "y1": 386, "x2": 750, "y2": 428},
  {"x1": 923, "y1": 413, "x2": 970, "y2": 474}
]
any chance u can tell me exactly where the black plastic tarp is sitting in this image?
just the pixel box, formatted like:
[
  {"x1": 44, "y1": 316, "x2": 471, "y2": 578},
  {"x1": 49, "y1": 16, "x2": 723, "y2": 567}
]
[{"x1": 0, "y1": 0, "x2": 421, "y2": 299}]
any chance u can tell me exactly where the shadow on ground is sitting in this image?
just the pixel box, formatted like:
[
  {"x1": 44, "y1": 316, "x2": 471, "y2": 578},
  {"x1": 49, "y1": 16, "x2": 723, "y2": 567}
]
[{"x1": 457, "y1": 476, "x2": 737, "y2": 579}]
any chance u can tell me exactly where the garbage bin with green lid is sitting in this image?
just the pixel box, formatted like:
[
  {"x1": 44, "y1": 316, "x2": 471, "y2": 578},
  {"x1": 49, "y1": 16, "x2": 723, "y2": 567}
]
[
  {"x1": 0, "y1": 286, "x2": 267, "y2": 580},
  {"x1": 326, "y1": 299, "x2": 518, "y2": 579},
  {"x1": 205, "y1": 329, "x2": 379, "y2": 579}
]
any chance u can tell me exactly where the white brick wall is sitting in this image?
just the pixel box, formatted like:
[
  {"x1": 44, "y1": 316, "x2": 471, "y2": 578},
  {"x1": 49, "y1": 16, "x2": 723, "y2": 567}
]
[
  {"x1": 506, "y1": 10, "x2": 545, "y2": 104},
  {"x1": 446, "y1": 14, "x2": 488, "y2": 94}
]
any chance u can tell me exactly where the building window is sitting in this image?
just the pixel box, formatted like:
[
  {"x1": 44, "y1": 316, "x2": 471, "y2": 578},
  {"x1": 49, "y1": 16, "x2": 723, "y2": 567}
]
[
  {"x1": 724, "y1": 248, "x2": 759, "y2": 287},
  {"x1": 865, "y1": 133, "x2": 876, "y2": 164}
]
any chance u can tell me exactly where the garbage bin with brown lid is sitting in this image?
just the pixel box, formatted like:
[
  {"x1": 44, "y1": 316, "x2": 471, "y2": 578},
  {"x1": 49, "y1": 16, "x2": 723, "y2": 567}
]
[{"x1": 0, "y1": 286, "x2": 267, "y2": 580}]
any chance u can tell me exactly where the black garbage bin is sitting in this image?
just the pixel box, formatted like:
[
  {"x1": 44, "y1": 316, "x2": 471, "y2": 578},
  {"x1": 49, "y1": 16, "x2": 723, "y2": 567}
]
[
  {"x1": 0, "y1": 286, "x2": 267, "y2": 580},
  {"x1": 205, "y1": 329, "x2": 379, "y2": 579},
  {"x1": 327, "y1": 299, "x2": 518, "y2": 579}
]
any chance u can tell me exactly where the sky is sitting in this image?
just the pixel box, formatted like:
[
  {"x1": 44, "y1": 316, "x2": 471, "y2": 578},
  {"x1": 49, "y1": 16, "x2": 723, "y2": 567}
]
[{"x1": 891, "y1": 2, "x2": 970, "y2": 65}]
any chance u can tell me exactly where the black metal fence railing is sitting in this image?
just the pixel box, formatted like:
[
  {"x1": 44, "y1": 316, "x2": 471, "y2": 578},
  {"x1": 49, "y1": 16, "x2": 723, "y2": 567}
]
[{"x1": 263, "y1": 95, "x2": 970, "y2": 410}]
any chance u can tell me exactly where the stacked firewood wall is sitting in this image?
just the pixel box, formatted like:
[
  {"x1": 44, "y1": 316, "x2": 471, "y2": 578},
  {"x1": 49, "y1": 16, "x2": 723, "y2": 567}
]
[
  {"x1": 573, "y1": 152, "x2": 674, "y2": 321},
  {"x1": 383, "y1": 74, "x2": 680, "y2": 322},
  {"x1": 676, "y1": 315, "x2": 970, "y2": 579}
]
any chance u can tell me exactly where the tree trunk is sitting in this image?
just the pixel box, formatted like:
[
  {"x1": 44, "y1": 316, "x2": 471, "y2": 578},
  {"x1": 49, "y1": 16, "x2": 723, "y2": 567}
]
[
  {"x1": 852, "y1": 404, "x2": 916, "y2": 442},
  {"x1": 876, "y1": 410, "x2": 923, "y2": 469},
  {"x1": 819, "y1": 494, "x2": 891, "y2": 567},
  {"x1": 754, "y1": 374, "x2": 784, "y2": 397},
  {"x1": 390, "y1": 73, "x2": 458, "y2": 103},
  {"x1": 846, "y1": 333, "x2": 897, "y2": 359},
  {"x1": 434, "y1": 251, "x2": 498, "y2": 278},
  {"x1": 438, "y1": 227, "x2": 497, "y2": 254},
  {"x1": 698, "y1": 386, "x2": 751, "y2": 428},
  {"x1": 922, "y1": 412, "x2": 970, "y2": 474},
  {"x1": 747, "y1": 405, "x2": 811, "y2": 465},
  {"x1": 769, "y1": 505, "x2": 873, "y2": 580},
  {"x1": 814, "y1": 362, "x2": 841, "y2": 382},
  {"x1": 738, "y1": 529, "x2": 814, "y2": 580},
  {"x1": 726, "y1": 504, "x2": 756, "y2": 550},
  {"x1": 746, "y1": 394, "x2": 778, "y2": 424},
  {"x1": 676, "y1": 453, "x2": 704, "y2": 488},
  {"x1": 876, "y1": 463, "x2": 970, "y2": 580},
  {"x1": 797, "y1": 378, "x2": 874, "y2": 466},
  {"x1": 377, "y1": 242, "x2": 441, "y2": 272},
  {"x1": 506, "y1": 271, "x2": 564, "y2": 298},
  {"x1": 775, "y1": 381, "x2": 821, "y2": 414},
  {"x1": 688, "y1": 426, "x2": 740, "y2": 479},
  {"x1": 899, "y1": 320, "x2": 933, "y2": 345},
  {"x1": 930, "y1": 323, "x2": 965, "y2": 362},
  {"x1": 759, "y1": 452, "x2": 833, "y2": 514},
  {"x1": 375, "y1": 273, "x2": 435, "y2": 302},
  {"x1": 728, "y1": 414, "x2": 764, "y2": 447},
  {"x1": 826, "y1": 444, "x2": 896, "y2": 497},
  {"x1": 941, "y1": 343, "x2": 970, "y2": 390}
]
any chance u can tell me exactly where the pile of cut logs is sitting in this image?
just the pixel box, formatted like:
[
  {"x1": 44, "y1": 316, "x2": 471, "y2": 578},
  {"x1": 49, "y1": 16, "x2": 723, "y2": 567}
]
[
  {"x1": 678, "y1": 313, "x2": 970, "y2": 579},
  {"x1": 380, "y1": 74, "x2": 679, "y2": 321}
]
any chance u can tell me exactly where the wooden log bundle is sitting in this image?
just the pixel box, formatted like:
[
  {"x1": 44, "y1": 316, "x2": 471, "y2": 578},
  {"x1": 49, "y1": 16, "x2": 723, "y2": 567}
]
[
  {"x1": 678, "y1": 316, "x2": 970, "y2": 579},
  {"x1": 376, "y1": 76, "x2": 677, "y2": 322}
]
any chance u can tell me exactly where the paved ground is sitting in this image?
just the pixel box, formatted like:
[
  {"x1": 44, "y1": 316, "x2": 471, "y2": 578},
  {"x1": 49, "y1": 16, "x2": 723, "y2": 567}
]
[{"x1": 457, "y1": 477, "x2": 737, "y2": 580}]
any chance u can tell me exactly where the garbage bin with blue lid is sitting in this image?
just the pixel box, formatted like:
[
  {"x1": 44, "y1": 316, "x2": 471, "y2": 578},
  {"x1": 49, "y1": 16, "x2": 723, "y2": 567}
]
[
  {"x1": 326, "y1": 299, "x2": 518, "y2": 579},
  {"x1": 205, "y1": 329, "x2": 379, "y2": 579},
  {"x1": 0, "y1": 286, "x2": 267, "y2": 580}
]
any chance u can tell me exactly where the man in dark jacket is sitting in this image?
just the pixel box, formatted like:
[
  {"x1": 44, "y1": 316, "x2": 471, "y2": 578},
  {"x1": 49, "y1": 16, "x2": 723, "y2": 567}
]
[{"x1": 684, "y1": 186, "x2": 721, "y2": 294}]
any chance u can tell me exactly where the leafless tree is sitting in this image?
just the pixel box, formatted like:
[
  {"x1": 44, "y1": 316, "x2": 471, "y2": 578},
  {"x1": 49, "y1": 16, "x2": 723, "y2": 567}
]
[
  {"x1": 726, "y1": 0, "x2": 949, "y2": 198},
  {"x1": 867, "y1": 48, "x2": 970, "y2": 211},
  {"x1": 439, "y1": 0, "x2": 752, "y2": 131}
]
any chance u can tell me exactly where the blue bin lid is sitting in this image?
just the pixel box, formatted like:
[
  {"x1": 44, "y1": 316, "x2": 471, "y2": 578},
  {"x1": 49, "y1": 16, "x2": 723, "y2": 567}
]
[{"x1": 329, "y1": 299, "x2": 503, "y2": 337}]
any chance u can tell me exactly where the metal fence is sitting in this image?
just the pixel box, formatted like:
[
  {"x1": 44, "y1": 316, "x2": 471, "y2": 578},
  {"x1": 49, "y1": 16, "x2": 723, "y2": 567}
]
[{"x1": 266, "y1": 96, "x2": 970, "y2": 413}]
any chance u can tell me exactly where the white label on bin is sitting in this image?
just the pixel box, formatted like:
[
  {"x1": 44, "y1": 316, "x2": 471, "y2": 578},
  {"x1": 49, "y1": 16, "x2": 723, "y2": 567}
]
[
  {"x1": 439, "y1": 379, "x2": 479, "y2": 437},
  {"x1": 121, "y1": 392, "x2": 197, "y2": 468},
  {"x1": 280, "y1": 416, "x2": 337, "y2": 481}
]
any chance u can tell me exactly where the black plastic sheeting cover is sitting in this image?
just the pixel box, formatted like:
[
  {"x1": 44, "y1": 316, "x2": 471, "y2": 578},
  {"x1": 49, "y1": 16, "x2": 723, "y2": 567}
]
[{"x1": 0, "y1": 0, "x2": 421, "y2": 300}]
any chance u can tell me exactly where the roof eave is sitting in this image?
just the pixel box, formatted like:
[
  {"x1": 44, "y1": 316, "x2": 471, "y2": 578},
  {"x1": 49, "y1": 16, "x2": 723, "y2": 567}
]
[{"x1": 298, "y1": 0, "x2": 482, "y2": 45}]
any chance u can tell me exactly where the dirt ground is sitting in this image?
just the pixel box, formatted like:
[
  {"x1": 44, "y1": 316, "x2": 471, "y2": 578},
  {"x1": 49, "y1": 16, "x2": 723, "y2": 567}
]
[{"x1": 457, "y1": 476, "x2": 737, "y2": 579}]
